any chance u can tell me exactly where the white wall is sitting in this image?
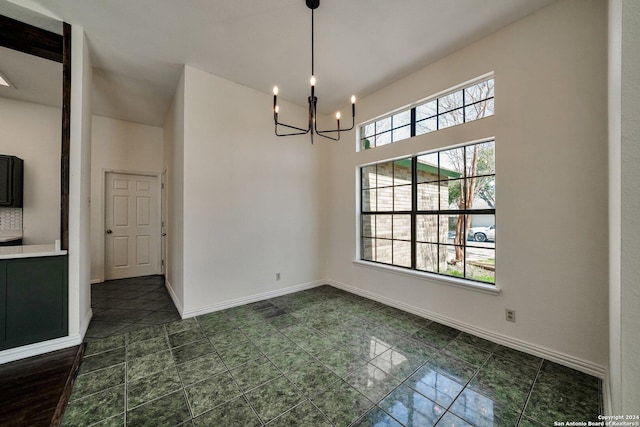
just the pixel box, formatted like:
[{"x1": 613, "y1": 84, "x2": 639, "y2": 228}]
[
  {"x1": 179, "y1": 65, "x2": 323, "y2": 315},
  {"x1": 90, "y1": 115, "x2": 163, "y2": 282},
  {"x1": 0, "y1": 97, "x2": 61, "y2": 244},
  {"x1": 163, "y1": 69, "x2": 185, "y2": 309},
  {"x1": 68, "y1": 25, "x2": 93, "y2": 337},
  {"x1": 609, "y1": 0, "x2": 640, "y2": 414},
  {"x1": 325, "y1": 0, "x2": 608, "y2": 372}
]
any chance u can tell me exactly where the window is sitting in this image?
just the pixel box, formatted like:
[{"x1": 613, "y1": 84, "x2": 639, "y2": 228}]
[
  {"x1": 360, "y1": 140, "x2": 496, "y2": 284},
  {"x1": 360, "y1": 77, "x2": 494, "y2": 151}
]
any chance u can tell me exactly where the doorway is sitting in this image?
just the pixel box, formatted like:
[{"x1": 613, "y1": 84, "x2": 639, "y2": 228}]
[{"x1": 104, "y1": 172, "x2": 160, "y2": 280}]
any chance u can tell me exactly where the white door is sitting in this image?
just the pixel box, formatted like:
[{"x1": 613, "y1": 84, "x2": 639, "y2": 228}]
[
  {"x1": 161, "y1": 170, "x2": 168, "y2": 275},
  {"x1": 105, "y1": 172, "x2": 160, "y2": 280}
]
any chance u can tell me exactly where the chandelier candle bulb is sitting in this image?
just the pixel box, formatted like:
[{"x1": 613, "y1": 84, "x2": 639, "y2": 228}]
[
  {"x1": 351, "y1": 95, "x2": 356, "y2": 117},
  {"x1": 310, "y1": 75, "x2": 316, "y2": 86}
]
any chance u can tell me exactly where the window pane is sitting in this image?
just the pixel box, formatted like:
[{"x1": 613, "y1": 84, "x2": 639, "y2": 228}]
[
  {"x1": 363, "y1": 123, "x2": 376, "y2": 138},
  {"x1": 467, "y1": 215, "x2": 495, "y2": 244},
  {"x1": 393, "y1": 215, "x2": 411, "y2": 240},
  {"x1": 416, "y1": 215, "x2": 438, "y2": 243},
  {"x1": 362, "y1": 189, "x2": 377, "y2": 211},
  {"x1": 474, "y1": 141, "x2": 495, "y2": 176},
  {"x1": 361, "y1": 138, "x2": 374, "y2": 151},
  {"x1": 361, "y1": 165, "x2": 377, "y2": 189},
  {"x1": 416, "y1": 100, "x2": 437, "y2": 120},
  {"x1": 465, "y1": 99, "x2": 494, "y2": 121},
  {"x1": 417, "y1": 183, "x2": 438, "y2": 210},
  {"x1": 362, "y1": 237, "x2": 374, "y2": 261},
  {"x1": 469, "y1": 177, "x2": 495, "y2": 210},
  {"x1": 393, "y1": 241, "x2": 411, "y2": 267},
  {"x1": 465, "y1": 247, "x2": 495, "y2": 283},
  {"x1": 393, "y1": 159, "x2": 412, "y2": 184},
  {"x1": 447, "y1": 214, "x2": 468, "y2": 245},
  {"x1": 440, "y1": 108, "x2": 463, "y2": 129},
  {"x1": 375, "y1": 131, "x2": 391, "y2": 147},
  {"x1": 440, "y1": 179, "x2": 464, "y2": 210},
  {"x1": 377, "y1": 187, "x2": 393, "y2": 211},
  {"x1": 394, "y1": 185, "x2": 412, "y2": 211},
  {"x1": 440, "y1": 245, "x2": 464, "y2": 278},
  {"x1": 362, "y1": 215, "x2": 374, "y2": 238},
  {"x1": 464, "y1": 79, "x2": 494, "y2": 103},
  {"x1": 376, "y1": 239, "x2": 392, "y2": 264},
  {"x1": 376, "y1": 162, "x2": 394, "y2": 187},
  {"x1": 416, "y1": 153, "x2": 439, "y2": 183},
  {"x1": 392, "y1": 125, "x2": 410, "y2": 142},
  {"x1": 377, "y1": 117, "x2": 392, "y2": 133},
  {"x1": 392, "y1": 111, "x2": 411, "y2": 128},
  {"x1": 416, "y1": 117, "x2": 437, "y2": 135},
  {"x1": 376, "y1": 215, "x2": 392, "y2": 239},
  {"x1": 416, "y1": 243, "x2": 438, "y2": 272},
  {"x1": 440, "y1": 147, "x2": 464, "y2": 178},
  {"x1": 439, "y1": 91, "x2": 463, "y2": 112}
]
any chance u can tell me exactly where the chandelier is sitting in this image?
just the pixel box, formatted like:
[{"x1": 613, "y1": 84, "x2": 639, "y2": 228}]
[{"x1": 272, "y1": 0, "x2": 356, "y2": 144}]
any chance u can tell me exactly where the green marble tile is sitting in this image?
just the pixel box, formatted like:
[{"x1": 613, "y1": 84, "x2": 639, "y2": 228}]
[
  {"x1": 126, "y1": 324, "x2": 166, "y2": 343},
  {"x1": 352, "y1": 406, "x2": 403, "y2": 427},
  {"x1": 198, "y1": 317, "x2": 236, "y2": 335},
  {"x1": 481, "y1": 355, "x2": 539, "y2": 385},
  {"x1": 84, "y1": 335, "x2": 126, "y2": 356},
  {"x1": 196, "y1": 310, "x2": 228, "y2": 324},
  {"x1": 436, "y1": 411, "x2": 474, "y2": 427},
  {"x1": 165, "y1": 318, "x2": 198, "y2": 335},
  {"x1": 468, "y1": 367, "x2": 531, "y2": 407},
  {"x1": 81, "y1": 348, "x2": 126, "y2": 375},
  {"x1": 284, "y1": 360, "x2": 340, "y2": 397},
  {"x1": 406, "y1": 364, "x2": 465, "y2": 407},
  {"x1": 172, "y1": 339, "x2": 215, "y2": 364},
  {"x1": 245, "y1": 375, "x2": 304, "y2": 423},
  {"x1": 218, "y1": 340, "x2": 263, "y2": 369},
  {"x1": 524, "y1": 371, "x2": 601, "y2": 425},
  {"x1": 345, "y1": 363, "x2": 402, "y2": 402},
  {"x1": 311, "y1": 380, "x2": 374, "y2": 427},
  {"x1": 425, "y1": 351, "x2": 477, "y2": 385},
  {"x1": 455, "y1": 333, "x2": 498, "y2": 352},
  {"x1": 62, "y1": 385, "x2": 124, "y2": 427},
  {"x1": 450, "y1": 387, "x2": 523, "y2": 427},
  {"x1": 127, "y1": 350, "x2": 174, "y2": 381},
  {"x1": 540, "y1": 360, "x2": 600, "y2": 390},
  {"x1": 71, "y1": 364, "x2": 125, "y2": 400},
  {"x1": 230, "y1": 356, "x2": 281, "y2": 391},
  {"x1": 493, "y1": 345, "x2": 542, "y2": 368},
  {"x1": 251, "y1": 332, "x2": 297, "y2": 356},
  {"x1": 185, "y1": 372, "x2": 242, "y2": 417},
  {"x1": 518, "y1": 416, "x2": 546, "y2": 427},
  {"x1": 127, "y1": 367, "x2": 182, "y2": 409},
  {"x1": 90, "y1": 413, "x2": 124, "y2": 426},
  {"x1": 316, "y1": 346, "x2": 368, "y2": 378},
  {"x1": 379, "y1": 384, "x2": 445, "y2": 426},
  {"x1": 126, "y1": 390, "x2": 191, "y2": 426},
  {"x1": 268, "y1": 313, "x2": 299, "y2": 329},
  {"x1": 239, "y1": 321, "x2": 278, "y2": 339},
  {"x1": 85, "y1": 321, "x2": 131, "y2": 339},
  {"x1": 267, "y1": 345, "x2": 315, "y2": 372},
  {"x1": 168, "y1": 327, "x2": 205, "y2": 348},
  {"x1": 268, "y1": 400, "x2": 333, "y2": 427},
  {"x1": 176, "y1": 352, "x2": 227, "y2": 386},
  {"x1": 371, "y1": 338, "x2": 435, "y2": 380},
  {"x1": 193, "y1": 396, "x2": 261, "y2": 427},
  {"x1": 444, "y1": 339, "x2": 491, "y2": 367},
  {"x1": 413, "y1": 323, "x2": 461, "y2": 349},
  {"x1": 127, "y1": 336, "x2": 169, "y2": 359},
  {"x1": 207, "y1": 327, "x2": 249, "y2": 350}
]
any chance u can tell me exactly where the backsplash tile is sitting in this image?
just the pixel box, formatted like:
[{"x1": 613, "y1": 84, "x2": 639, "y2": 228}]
[{"x1": 0, "y1": 207, "x2": 23, "y2": 231}]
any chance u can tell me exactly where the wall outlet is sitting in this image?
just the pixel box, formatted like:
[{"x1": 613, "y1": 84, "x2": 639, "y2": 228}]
[
  {"x1": 505, "y1": 309, "x2": 516, "y2": 322},
  {"x1": 276, "y1": 272, "x2": 281, "y2": 280}
]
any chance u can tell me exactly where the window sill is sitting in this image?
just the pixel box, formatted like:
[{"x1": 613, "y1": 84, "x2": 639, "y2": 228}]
[{"x1": 352, "y1": 260, "x2": 501, "y2": 296}]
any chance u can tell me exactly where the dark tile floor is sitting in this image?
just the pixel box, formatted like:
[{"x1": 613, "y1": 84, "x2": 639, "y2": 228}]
[{"x1": 64, "y1": 277, "x2": 603, "y2": 426}]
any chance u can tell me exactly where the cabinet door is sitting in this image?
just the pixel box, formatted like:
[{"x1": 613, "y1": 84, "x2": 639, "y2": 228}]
[{"x1": 0, "y1": 156, "x2": 11, "y2": 205}]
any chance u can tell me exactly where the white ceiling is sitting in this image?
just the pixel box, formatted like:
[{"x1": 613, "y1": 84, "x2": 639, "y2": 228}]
[{"x1": 9, "y1": 0, "x2": 558, "y2": 126}]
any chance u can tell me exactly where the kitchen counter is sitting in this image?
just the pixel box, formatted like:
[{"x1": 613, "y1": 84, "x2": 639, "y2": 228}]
[
  {"x1": 0, "y1": 235, "x2": 22, "y2": 243},
  {"x1": 0, "y1": 244, "x2": 67, "y2": 259}
]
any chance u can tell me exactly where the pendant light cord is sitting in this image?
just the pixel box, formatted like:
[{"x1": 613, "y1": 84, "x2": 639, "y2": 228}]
[{"x1": 311, "y1": 8, "x2": 315, "y2": 76}]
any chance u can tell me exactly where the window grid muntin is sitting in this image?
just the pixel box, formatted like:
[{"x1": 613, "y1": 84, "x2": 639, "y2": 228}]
[
  {"x1": 360, "y1": 141, "x2": 496, "y2": 284},
  {"x1": 360, "y1": 77, "x2": 494, "y2": 151}
]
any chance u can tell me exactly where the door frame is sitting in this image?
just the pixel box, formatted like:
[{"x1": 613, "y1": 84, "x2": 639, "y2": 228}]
[{"x1": 100, "y1": 169, "x2": 161, "y2": 282}]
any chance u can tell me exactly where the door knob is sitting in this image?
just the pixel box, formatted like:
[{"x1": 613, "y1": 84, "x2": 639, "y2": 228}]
[
  {"x1": 162, "y1": 233, "x2": 167, "y2": 236},
  {"x1": 106, "y1": 229, "x2": 113, "y2": 234}
]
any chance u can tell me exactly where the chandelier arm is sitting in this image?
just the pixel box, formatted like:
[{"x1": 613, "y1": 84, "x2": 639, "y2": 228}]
[
  {"x1": 275, "y1": 120, "x2": 311, "y2": 136},
  {"x1": 314, "y1": 114, "x2": 356, "y2": 134}
]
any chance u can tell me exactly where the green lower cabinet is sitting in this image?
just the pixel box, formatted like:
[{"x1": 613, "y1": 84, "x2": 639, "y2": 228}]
[{"x1": 0, "y1": 256, "x2": 68, "y2": 350}]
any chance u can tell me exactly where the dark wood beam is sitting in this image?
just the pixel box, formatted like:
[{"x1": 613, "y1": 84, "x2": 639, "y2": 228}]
[
  {"x1": 0, "y1": 15, "x2": 63, "y2": 63},
  {"x1": 61, "y1": 23, "x2": 71, "y2": 251}
]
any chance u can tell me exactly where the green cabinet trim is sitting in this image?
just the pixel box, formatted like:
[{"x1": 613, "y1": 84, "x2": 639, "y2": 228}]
[{"x1": 0, "y1": 255, "x2": 68, "y2": 350}]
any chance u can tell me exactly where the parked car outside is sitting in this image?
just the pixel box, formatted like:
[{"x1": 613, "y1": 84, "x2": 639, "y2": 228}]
[{"x1": 468, "y1": 224, "x2": 495, "y2": 242}]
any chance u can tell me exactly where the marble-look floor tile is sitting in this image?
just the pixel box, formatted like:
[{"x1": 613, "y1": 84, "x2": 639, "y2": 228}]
[
  {"x1": 344, "y1": 363, "x2": 402, "y2": 402},
  {"x1": 406, "y1": 364, "x2": 465, "y2": 408},
  {"x1": 311, "y1": 380, "x2": 375, "y2": 427},
  {"x1": 379, "y1": 383, "x2": 446, "y2": 427},
  {"x1": 172, "y1": 339, "x2": 215, "y2": 364},
  {"x1": 449, "y1": 386, "x2": 524, "y2": 427},
  {"x1": 352, "y1": 406, "x2": 403, "y2": 427},
  {"x1": 371, "y1": 337, "x2": 435, "y2": 381},
  {"x1": 284, "y1": 360, "x2": 340, "y2": 397},
  {"x1": 126, "y1": 336, "x2": 169, "y2": 359},
  {"x1": 71, "y1": 364, "x2": 125, "y2": 401},
  {"x1": 412, "y1": 323, "x2": 461, "y2": 349},
  {"x1": 193, "y1": 396, "x2": 261, "y2": 427},
  {"x1": 84, "y1": 335, "x2": 126, "y2": 356},
  {"x1": 176, "y1": 352, "x2": 227, "y2": 386},
  {"x1": 436, "y1": 411, "x2": 474, "y2": 427},
  {"x1": 230, "y1": 356, "x2": 281, "y2": 391},
  {"x1": 267, "y1": 400, "x2": 333, "y2": 427},
  {"x1": 126, "y1": 390, "x2": 191, "y2": 427},
  {"x1": 126, "y1": 324, "x2": 166, "y2": 343},
  {"x1": 245, "y1": 375, "x2": 304, "y2": 423},
  {"x1": 127, "y1": 350, "x2": 174, "y2": 381},
  {"x1": 168, "y1": 328, "x2": 205, "y2": 348},
  {"x1": 127, "y1": 367, "x2": 182, "y2": 409},
  {"x1": 444, "y1": 339, "x2": 491, "y2": 367},
  {"x1": 62, "y1": 385, "x2": 124, "y2": 427},
  {"x1": 80, "y1": 348, "x2": 126, "y2": 375},
  {"x1": 425, "y1": 351, "x2": 478, "y2": 385},
  {"x1": 316, "y1": 346, "x2": 368, "y2": 378},
  {"x1": 185, "y1": 371, "x2": 242, "y2": 417}
]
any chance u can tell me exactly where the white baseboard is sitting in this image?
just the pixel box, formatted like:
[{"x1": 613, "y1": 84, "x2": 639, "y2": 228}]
[
  {"x1": 90, "y1": 278, "x2": 102, "y2": 285},
  {"x1": 164, "y1": 278, "x2": 184, "y2": 316},
  {"x1": 326, "y1": 278, "x2": 607, "y2": 379},
  {"x1": 181, "y1": 280, "x2": 325, "y2": 319},
  {"x1": 0, "y1": 334, "x2": 83, "y2": 365}
]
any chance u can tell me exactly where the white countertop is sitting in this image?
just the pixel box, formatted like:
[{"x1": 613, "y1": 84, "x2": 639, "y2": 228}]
[
  {"x1": 0, "y1": 235, "x2": 22, "y2": 243},
  {"x1": 0, "y1": 244, "x2": 67, "y2": 260}
]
